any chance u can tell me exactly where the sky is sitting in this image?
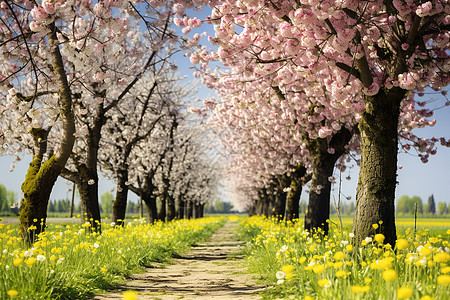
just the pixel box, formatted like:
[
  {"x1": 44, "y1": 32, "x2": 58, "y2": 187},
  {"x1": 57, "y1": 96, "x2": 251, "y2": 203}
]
[{"x1": 1, "y1": 7, "x2": 450, "y2": 209}]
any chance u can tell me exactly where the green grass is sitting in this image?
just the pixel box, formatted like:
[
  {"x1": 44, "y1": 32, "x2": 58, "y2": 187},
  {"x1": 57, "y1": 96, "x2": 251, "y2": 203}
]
[
  {"x1": 0, "y1": 217, "x2": 226, "y2": 299},
  {"x1": 238, "y1": 216, "x2": 450, "y2": 300}
]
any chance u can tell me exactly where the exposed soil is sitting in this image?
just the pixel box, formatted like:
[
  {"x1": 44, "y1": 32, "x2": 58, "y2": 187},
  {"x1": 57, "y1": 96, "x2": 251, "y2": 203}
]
[{"x1": 93, "y1": 221, "x2": 265, "y2": 299}]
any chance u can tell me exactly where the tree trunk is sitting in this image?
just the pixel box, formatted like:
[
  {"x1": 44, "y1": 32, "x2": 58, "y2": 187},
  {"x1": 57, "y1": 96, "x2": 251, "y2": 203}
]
[
  {"x1": 186, "y1": 200, "x2": 193, "y2": 219},
  {"x1": 157, "y1": 196, "x2": 166, "y2": 221},
  {"x1": 305, "y1": 128, "x2": 353, "y2": 235},
  {"x1": 112, "y1": 169, "x2": 129, "y2": 226},
  {"x1": 304, "y1": 156, "x2": 335, "y2": 235},
  {"x1": 19, "y1": 23, "x2": 76, "y2": 244},
  {"x1": 353, "y1": 90, "x2": 404, "y2": 246},
  {"x1": 77, "y1": 177, "x2": 102, "y2": 231},
  {"x1": 285, "y1": 165, "x2": 307, "y2": 221}
]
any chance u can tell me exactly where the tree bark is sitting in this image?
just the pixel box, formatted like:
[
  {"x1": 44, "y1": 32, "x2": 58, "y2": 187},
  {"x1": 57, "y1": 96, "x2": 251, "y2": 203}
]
[
  {"x1": 19, "y1": 23, "x2": 75, "y2": 244},
  {"x1": 353, "y1": 89, "x2": 404, "y2": 246},
  {"x1": 111, "y1": 169, "x2": 129, "y2": 226},
  {"x1": 305, "y1": 128, "x2": 352, "y2": 235},
  {"x1": 186, "y1": 200, "x2": 193, "y2": 219},
  {"x1": 285, "y1": 165, "x2": 307, "y2": 221},
  {"x1": 157, "y1": 196, "x2": 166, "y2": 221}
]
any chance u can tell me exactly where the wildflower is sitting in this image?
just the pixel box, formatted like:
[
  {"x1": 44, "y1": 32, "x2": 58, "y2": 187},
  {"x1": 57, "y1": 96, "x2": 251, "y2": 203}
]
[
  {"x1": 382, "y1": 269, "x2": 397, "y2": 281},
  {"x1": 276, "y1": 271, "x2": 286, "y2": 280},
  {"x1": 434, "y1": 252, "x2": 449, "y2": 263},
  {"x1": 36, "y1": 255, "x2": 46, "y2": 262},
  {"x1": 93, "y1": 243, "x2": 99, "y2": 248},
  {"x1": 345, "y1": 244, "x2": 353, "y2": 252},
  {"x1": 23, "y1": 250, "x2": 33, "y2": 257},
  {"x1": 364, "y1": 278, "x2": 372, "y2": 284},
  {"x1": 25, "y1": 257, "x2": 37, "y2": 266},
  {"x1": 281, "y1": 265, "x2": 294, "y2": 273},
  {"x1": 437, "y1": 275, "x2": 450, "y2": 285},
  {"x1": 441, "y1": 266, "x2": 450, "y2": 274},
  {"x1": 13, "y1": 258, "x2": 22, "y2": 266},
  {"x1": 397, "y1": 287, "x2": 413, "y2": 299},
  {"x1": 351, "y1": 285, "x2": 371, "y2": 293},
  {"x1": 336, "y1": 270, "x2": 347, "y2": 277},
  {"x1": 122, "y1": 291, "x2": 138, "y2": 300},
  {"x1": 7, "y1": 290, "x2": 18, "y2": 297},
  {"x1": 420, "y1": 296, "x2": 435, "y2": 300},
  {"x1": 396, "y1": 239, "x2": 409, "y2": 250},
  {"x1": 313, "y1": 264, "x2": 325, "y2": 274},
  {"x1": 375, "y1": 234, "x2": 385, "y2": 244},
  {"x1": 365, "y1": 237, "x2": 373, "y2": 243},
  {"x1": 372, "y1": 224, "x2": 379, "y2": 230},
  {"x1": 333, "y1": 251, "x2": 345, "y2": 260},
  {"x1": 318, "y1": 278, "x2": 331, "y2": 287}
]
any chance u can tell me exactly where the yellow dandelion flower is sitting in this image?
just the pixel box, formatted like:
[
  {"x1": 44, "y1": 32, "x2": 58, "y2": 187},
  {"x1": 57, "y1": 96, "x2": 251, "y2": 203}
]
[
  {"x1": 397, "y1": 287, "x2": 413, "y2": 299},
  {"x1": 437, "y1": 275, "x2": 450, "y2": 285},
  {"x1": 7, "y1": 290, "x2": 18, "y2": 297},
  {"x1": 364, "y1": 278, "x2": 372, "y2": 284},
  {"x1": 336, "y1": 270, "x2": 347, "y2": 277},
  {"x1": 25, "y1": 257, "x2": 37, "y2": 266},
  {"x1": 304, "y1": 296, "x2": 313, "y2": 300},
  {"x1": 375, "y1": 234, "x2": 385, "y2": 244},
  {"x1": 13, "y1": 258, "x2": 22, "y2": 266},
  {"x1": 281, "y1": 265, "x2": 294, "y2": 273},
  {"x1": 372, "y1": 224, "x2": 379, "y2": 230},
  {"x1": 434, "y1": 252, "x2": 449, "y2": 263},
  {"x1": 420, "y1": 296, "x2": 435, "y2": 300},
  {"x1": 382, "y1": 269, "x2": 397, "y2": 281},
  {"x1": 345, "y1": 244, "x2": 353, "y2": 252},
  {"x1": 351, "y1": 286, "x2": 371, "y2": 293},
  {"x1": 318, "y1": 278, "x2": 331, "y2": 287},
  {"x1": 313, "y1": 264, "x2": 325, "y2": 274},
  {"x1": 122, "y1": 291, "x2": 138, "y2": 300},
  {"x1": 333, "y1": 251, "x2": 345, "y2": 260},
  {"x1": 396, "y1": 239, "x2": 409, "y2": 250},
  {"x1": 441, "y1": 266, "x2": 450, "y2": 274}
]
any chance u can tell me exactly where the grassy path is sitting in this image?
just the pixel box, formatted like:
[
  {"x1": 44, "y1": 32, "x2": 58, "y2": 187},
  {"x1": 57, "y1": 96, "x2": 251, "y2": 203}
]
[{"x1": 93, "y1": 220, "x2": 264, "y2": 299}]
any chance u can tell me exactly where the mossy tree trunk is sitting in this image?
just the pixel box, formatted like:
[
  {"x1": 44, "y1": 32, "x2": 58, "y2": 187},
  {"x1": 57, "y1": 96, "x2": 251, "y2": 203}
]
[
  {"x1": 285, "y1": 165, "x2": 308, "y2": 221},
  {"x1": 305, "y1": 128, "x2": 352, "y2": 235},
  {"x1": 19, "y1": 23, "x2": 76, "y2": 244},
  {"x1": 353, "y1": 89, "x2": 404, "y2": 246}
]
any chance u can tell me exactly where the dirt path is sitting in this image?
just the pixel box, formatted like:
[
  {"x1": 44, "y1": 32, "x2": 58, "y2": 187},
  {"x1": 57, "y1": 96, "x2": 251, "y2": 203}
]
[{"x1": 94, "y1": 221, "x2": 265, "y2": 299}]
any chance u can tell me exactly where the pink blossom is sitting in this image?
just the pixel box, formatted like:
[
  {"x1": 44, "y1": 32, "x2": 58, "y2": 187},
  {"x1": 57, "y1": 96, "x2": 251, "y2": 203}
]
[
  {"x1": 363, "y1": 82, "x2": 380, "y2": 96},
  {"x1": 190, "y1": 55, "x2": 200, "y2": 64},
  {"x1": 173, "y1": 3, "x2": 185, "y2": 16},
  {"x1": 416, "y1": 2, "x2": 433, "y2": 17},
  {"x1": 30, "y1": 6, "x2": 48, "y2": 21}
]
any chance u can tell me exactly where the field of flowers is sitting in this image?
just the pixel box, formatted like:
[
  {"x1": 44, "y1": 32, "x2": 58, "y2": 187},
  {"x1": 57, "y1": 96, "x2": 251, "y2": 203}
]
[
  {"x1": 238, "y1": 216, "x2": 450, "y2": 300},
  {"x1": 0, "y1": 216, "x2": 226, "y2": 299}
]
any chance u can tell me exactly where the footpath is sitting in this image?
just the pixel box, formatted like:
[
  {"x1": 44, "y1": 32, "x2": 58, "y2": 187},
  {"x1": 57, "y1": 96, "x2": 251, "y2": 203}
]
[{"x1": 94, "y1": 221, "x2": 265, "y2": 299}]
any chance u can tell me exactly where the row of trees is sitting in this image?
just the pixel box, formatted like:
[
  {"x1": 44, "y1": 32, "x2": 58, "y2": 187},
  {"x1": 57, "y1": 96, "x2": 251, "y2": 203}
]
[
  {"x1": 0, "y1": 1, "x2": 449, "y2": 247},
  {"x1": 397, "y1": 194, "x2": 449, "y2": 216},
  {"x1": 173, "y1": 0, "x2": 449, "y2": 245},
  {"x1": 0, "y1": 1, "x2": 220, "y2": 243}
]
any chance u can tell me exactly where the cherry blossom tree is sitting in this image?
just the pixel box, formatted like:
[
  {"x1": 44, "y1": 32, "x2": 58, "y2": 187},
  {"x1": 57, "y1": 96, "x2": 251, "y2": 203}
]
[{"x1": 168, "y1": 0, "x2": 449, "y2": 244}]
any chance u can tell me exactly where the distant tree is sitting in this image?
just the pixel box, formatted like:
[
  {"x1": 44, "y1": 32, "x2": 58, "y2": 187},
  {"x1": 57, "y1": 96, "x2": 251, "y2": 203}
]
[
  {"x1": 427, "y1": 195, "x2": 436, "y2": 215},
  {"x1": 437, "y1": 202, "x2": 448, "y2": 215},
  {"x1": 397, "y1": 195, "x2": 410, "y2": 214},
  {"x1": 101, "y1": 192, "x2": 114, "y2": 215},
  {"x1": 299, "y1": 201, "x2": 308, "y2": 214},
  {"x1": 214, "y1": 200, "x2": 225, "y2": 213},
  {"x1": 409, "y1": 196, "x2": 423, "y2": 215},
  {"x1": 48, "y1": 201, "x2": 55, "y2": 213},
  {"x1": 7, "y1": 191, "x2": 17, "y2": 206},
  {"x1": 345, "y1": 202, "x2": 355, "y2": 216},
  {"x1": 0, "y1": 184, "x2": 7, "y2": 212}
]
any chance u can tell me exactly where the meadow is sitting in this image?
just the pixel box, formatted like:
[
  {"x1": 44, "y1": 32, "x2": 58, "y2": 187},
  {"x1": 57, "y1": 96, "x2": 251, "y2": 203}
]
[
  {"x1": 238, "y1": 215, "x2": 450, "y2": 300},
  {"x1": 0, "y1": 216, "x2": 226, "y2": 299}
]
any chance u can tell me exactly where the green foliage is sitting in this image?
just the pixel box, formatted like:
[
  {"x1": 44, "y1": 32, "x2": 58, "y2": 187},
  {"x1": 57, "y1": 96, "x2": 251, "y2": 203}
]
[
  {"x1": 437, "y1": 202, "x2": 448, "y2": 215},
  {"x1": 428, "y1": 195, "x2": 436, "y2": 215},
  {"x1": 100, "y1": 192, "x2": 114, "y2": 214},
  {"x1": 204, "y1": 199, "x2": 234, "y2": 214},
  {"x1": 396, "y1": 195, "x2": 424, "y2": 215}
]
